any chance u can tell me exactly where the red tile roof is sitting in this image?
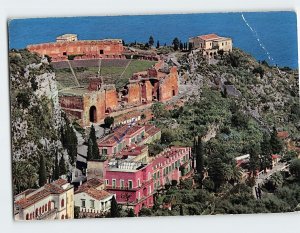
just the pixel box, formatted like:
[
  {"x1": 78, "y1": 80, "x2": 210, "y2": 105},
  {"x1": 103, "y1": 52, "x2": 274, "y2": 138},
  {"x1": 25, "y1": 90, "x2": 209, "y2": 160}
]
[
  {"x1": 77, "y1": 187, "x2": 112, "y2": 200},
  {"x1": 14, "y1": 179, "x2": 70, "y2": 209},
  {"x1": 76, "y1": 178, "x2": 104, "y2": 193},
  {"x1": 98, "y1": 124, "x2": 144, "y2": 146},
  {"x1": 198, "y1": 34, "x2": 220, "y2": 40}
]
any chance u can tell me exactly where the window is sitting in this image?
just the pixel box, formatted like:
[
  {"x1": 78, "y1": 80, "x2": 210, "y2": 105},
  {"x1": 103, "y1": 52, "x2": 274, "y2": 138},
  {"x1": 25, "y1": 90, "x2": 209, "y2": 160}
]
[
  {"x1": 128, "y1": 180, "x2": 133, "y2": 189},
  {"x1": 42, "y1": 206, "x2": 44, "y2": 213},
  {"x1": 45, "y1": 204, "x2": 47, "y2": 212},
  {"x1": 102, "y1": 148, "x2": 107, "y2": 155},
  {"x1": 112, "y1": 179, "x2": 116, "y2": 188},
  {"x1": 61, "y1": 199, "x2": 65, "y2": 208},
  {"x1": 100, "y1": 50, "x2": 104, "y2": 54},
  {"x1": 120, "y1": 180, "x2": 124, "y2": 189},
  {"x1": 105, "y1": 179, "x2": 109, "y2": 186},
  {"x1": 81, "y1": 199, "x2": 86, "y2": 208},
  {"x1": 90, "y1": 200, "x2": 95, "y2": 209},
  {"x1": 26, "y1": 213, "x2": 29, "y2": 220},
  {"x1": 149, "y1": 186, "x2": 152, "y2": 195},
  {"x1": 157, "y1": 171, "x2": 160, "y2": 178},
  {"x1": 137, "y1": 179, "x2": 141, "y2": 187},
  {"x1": 138, "y1": 191, "x2": 140, "y2": 200},
  {"x1": 63, "y1": 52, "x2": 67, "y2": 56},
  {"x1": 48, "y1": 201, "x2": 51, "y2": 211}
]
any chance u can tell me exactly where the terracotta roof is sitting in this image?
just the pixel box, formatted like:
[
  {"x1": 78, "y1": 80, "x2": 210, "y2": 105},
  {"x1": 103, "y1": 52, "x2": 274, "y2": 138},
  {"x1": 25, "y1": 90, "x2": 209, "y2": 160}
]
[
  {"x1": 75, "y1": 178, "x2": 104, "y2": 193},
  {"x1": 198, "y1": 34, "x2": 221, "y2": 40},
  {"x1": 53, "y1": 178, "x2": 68, "y2": 187},
  {"x1": 14, "y1": 179, "x2": 70, "y2": 209},
  {"x1": 277, "y1": 131, "x2": 289, "y2": 139},
  {"x1": 98, "y1": 124, "x2": 144, "y2": 146},
  {"x1": 15, "y1": 189, "x2": 51, "y2": 209},
  {"x1": 77, "y1": 187, "x2": 112, "y2": 201}
]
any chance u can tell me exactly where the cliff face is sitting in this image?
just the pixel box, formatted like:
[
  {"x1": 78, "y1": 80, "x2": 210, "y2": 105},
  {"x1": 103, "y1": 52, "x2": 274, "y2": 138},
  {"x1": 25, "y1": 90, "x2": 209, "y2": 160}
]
[{"x1": 9, "y1": 49, "x2": 74, "y2": 193}]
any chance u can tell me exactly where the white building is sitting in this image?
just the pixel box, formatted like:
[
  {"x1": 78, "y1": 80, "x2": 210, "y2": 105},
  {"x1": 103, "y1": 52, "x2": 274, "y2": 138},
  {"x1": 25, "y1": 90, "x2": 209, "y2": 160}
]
[
  {"x1": 74, "y1": 178, "x2": 114, "y2": 217},
  {"x1": 14, "y1": 179, "x2": 74, "y2": 221}
]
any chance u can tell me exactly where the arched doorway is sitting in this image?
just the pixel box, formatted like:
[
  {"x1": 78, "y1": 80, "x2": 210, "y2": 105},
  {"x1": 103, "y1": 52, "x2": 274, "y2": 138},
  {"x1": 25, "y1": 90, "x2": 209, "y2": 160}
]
[{"x1": 89, "y1": 106, "x2": 97, "y2": 123}]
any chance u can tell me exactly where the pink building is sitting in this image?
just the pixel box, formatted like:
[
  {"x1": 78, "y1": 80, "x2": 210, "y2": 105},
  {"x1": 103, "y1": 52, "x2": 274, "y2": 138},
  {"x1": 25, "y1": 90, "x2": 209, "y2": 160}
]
[
  {"x1": 152, "y1": 147, "x2": 192, "y2": 190},
  {"x1": 105, "y1": 161, "x2": 154, "y2": 215}
]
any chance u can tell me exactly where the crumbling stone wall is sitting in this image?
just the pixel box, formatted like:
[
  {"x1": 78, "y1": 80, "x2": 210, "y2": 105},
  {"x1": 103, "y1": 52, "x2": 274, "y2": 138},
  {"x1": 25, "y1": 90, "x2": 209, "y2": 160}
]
[
  {"x1": 127, "y1": 83, "x2": 141, "y2": 104},
  {"x1": 27, "y1": 40, "x2": 124, "y2": 61},
  {"x1": 105, "y1": 88, "x2": 118, "y2": 111},
  {"x1": 159, "y1": 66, "x2": 179, "y2": 102}
]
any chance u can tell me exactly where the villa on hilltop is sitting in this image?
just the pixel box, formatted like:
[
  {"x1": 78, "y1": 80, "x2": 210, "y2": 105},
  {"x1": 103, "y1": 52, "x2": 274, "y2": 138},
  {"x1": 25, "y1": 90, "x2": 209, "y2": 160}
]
[{"x1": 189, "y1": 33, "x2": 232, "y2": 58}]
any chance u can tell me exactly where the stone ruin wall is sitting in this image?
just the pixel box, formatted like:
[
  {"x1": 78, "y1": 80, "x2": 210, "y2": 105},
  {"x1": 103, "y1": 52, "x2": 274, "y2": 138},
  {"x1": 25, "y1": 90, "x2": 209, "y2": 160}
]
[
  {"x1": 27, "y1": 40, "x2": 124, "y2": 61},
  {"x1": 127, "y1": 83, "x2": 142, "y2": 104},
  {"x1": 105, "y1": 88, "x2": 119, "y2": 111},
  {"x1": 159, "y1": 66, "x2": 179, "y2": 102}
]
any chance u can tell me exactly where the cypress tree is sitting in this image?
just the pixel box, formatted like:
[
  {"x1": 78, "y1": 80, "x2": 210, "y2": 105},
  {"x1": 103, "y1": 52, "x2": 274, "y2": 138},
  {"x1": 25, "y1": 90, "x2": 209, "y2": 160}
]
[
  {"x1": 156, "y1": 40, "x2": 160, "y2": 49},
  {"x1": 148, "y1": 36, "x2": 154, "y2": 47},
  {"x1": 127, "y1": 208, "x2": 135, "y2": 217},
  {"x1": 110, "y1": 196, "x2": 120, "y2": 218},
  {"x1": 87, "y1": 125, "x2": 99, "y2": 160},
  {"x1": 260, "y1": 132, "x2": 272, "y2": 171},
  {"x1": 38, "y1": 154, "x2": 47, "y2": 187},
  {"x1": 270, "y1": 127, "x2": 284, "y2": 154},
  {"x1": 196, "y1": 136, "x2": 204, "y2": 177},
  {"x1": 59, "y1": 156, "x2": 67, "y2": 176},
  {"x1": 53, "y1": 154, "x2": 60, "y2": 180}
]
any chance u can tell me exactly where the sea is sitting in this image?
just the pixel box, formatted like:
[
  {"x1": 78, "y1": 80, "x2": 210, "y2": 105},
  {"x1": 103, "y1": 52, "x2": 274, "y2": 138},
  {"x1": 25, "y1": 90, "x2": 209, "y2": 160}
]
[{"x1": 8, "y1": 11, "x2": 298, "y2": 69}]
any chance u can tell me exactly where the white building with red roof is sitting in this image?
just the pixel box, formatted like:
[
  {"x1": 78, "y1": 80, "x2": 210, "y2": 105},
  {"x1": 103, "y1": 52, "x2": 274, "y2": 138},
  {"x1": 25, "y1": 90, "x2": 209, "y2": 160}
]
[
  {"x1": 189, "y1": 33, "x2": 232, "y2": 58},
  {"x1": 14, "y1": 179, "x2": 74, "y2": 221},
  {"x1": 74, "y1": 178, "x2": 114, "y2": 217}
]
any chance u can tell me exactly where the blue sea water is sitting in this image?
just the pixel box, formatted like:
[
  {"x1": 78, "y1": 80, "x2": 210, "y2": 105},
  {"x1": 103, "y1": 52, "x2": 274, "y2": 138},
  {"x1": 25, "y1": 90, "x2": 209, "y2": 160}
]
[{"x1": 8, "y1": 12, "x2": 298, "y2": 68}]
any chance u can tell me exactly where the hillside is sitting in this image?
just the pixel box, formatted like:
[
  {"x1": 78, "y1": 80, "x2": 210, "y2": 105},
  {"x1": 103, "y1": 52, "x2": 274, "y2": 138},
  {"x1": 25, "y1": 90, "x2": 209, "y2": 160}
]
[{"x1": 9, "y1": 49, "x2": 77, "y2": 194}]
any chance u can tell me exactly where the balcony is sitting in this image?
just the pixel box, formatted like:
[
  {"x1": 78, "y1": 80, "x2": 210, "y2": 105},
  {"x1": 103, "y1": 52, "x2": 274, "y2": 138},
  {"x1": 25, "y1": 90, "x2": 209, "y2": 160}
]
[{"x1": 36, "y1": 208, "x2": 58, "y2": 220}]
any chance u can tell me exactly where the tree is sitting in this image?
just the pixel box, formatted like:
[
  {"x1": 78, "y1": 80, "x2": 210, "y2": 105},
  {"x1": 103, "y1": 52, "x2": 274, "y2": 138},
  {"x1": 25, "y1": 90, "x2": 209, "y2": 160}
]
[
  {"x1": 270, "y1": 127, "x2": 284, "y2": 154},
  {"x1": 248, "y1": 144, "x2": 261, "y2": 177},
  {"x1": 289, "y1": 159, "x2": 300, "y2": 180},
  {"x1": 127, "y1": 208, "x2": 135, "y2": 217},
  {"x1": 53, "y1": 154, "x2": 60, "y2": 180},
  {"x1": 156, "y1": 40, "x2": 160, "y2": 49},
  {"x1": 110, "y1": 195, "x2": 120, "y2": 218},
  {"x1": 172, "y1": 37, "x2": 180, "y2": 51},
  {"x1": 260, "y1": 133, "x2": 272, "y2": 171},
  {"x1": 149, "y1": 36, "x2": 154, "y2": 47},
  {"x1": 87, "y1": 125, "x2": 100, "y2": 160},
  {"x1": 38, "y1": 154, "x2": 47, "y2": 187},
  {"x1": 195, "y1": 137, "x2": 204, "y2": 182},
  {"x1": 266, "y1": 172, "x2": 283, "y2": 191},
  {"x1": 179, "y1": 42, "x2": 183, "y2": 51},
  {"x1": 59, "y1": 155, "x2": 67, "y2": 176},
  {"x1": 104, "y1": 116, "x2": 114, "y2": 128}
]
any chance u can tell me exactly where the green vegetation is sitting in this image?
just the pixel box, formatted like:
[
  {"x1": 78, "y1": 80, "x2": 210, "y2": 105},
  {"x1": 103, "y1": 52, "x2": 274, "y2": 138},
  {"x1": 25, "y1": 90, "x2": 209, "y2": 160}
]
[
  {"x1": 55, "y1": 60, "x2": 155, "y2": 90},
  {"x1": 104, "y1": 116, "x2": 114, "y2": 128},
  {"x1": 87, "y1": 125, "x2": 100, "y2": 160}
]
